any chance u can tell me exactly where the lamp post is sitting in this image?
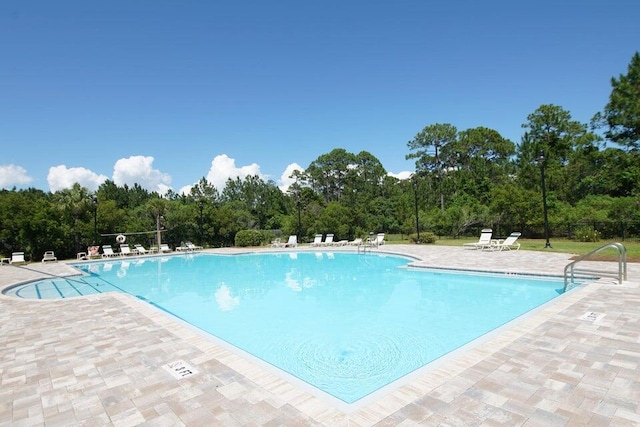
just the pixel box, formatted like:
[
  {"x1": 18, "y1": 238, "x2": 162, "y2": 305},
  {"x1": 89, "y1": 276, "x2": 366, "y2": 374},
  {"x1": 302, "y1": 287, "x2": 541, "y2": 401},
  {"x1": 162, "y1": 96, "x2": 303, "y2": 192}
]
[
  {"x1": 434, "y1": 142, "x2": 444, "y2": 212},
  {"x1": 92, "y1": 195, "x2": 98, "y2": 243},
  {"x1": 537, "y1": 150, "x2": 552, "y2": 249},
  {"x1": 412, "y1": 175, "x2": 420, "y2": 244},
  {"x1": 198, "y1": 199, "x2": 204, "y2": 246},
  {"x1": 296, "y1": 190, "x2": 302, "y2": 239}
]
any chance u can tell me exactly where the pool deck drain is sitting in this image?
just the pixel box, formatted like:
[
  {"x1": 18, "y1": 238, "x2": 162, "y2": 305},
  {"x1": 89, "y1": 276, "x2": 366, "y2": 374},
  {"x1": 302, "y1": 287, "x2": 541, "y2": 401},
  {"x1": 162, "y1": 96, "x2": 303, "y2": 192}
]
[{"x1": 1, "y1": 245, "x2": 640, "y2": 426}]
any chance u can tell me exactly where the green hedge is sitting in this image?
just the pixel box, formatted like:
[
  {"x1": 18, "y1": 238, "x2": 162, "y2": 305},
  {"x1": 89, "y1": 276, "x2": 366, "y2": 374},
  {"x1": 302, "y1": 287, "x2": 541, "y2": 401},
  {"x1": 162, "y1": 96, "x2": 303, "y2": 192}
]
[
  {"x1": 409, "y1": 232, "x2": 437, "y2": 244},
  {"x1": 234, "y1": 230, "x2": 265, "y2": 247}
]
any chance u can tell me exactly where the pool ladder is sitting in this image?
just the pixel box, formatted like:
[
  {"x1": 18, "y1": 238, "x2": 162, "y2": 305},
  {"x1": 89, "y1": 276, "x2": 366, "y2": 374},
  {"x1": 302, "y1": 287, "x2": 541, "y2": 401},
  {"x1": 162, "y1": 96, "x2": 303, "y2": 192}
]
[{"x1": 563, "y1": 242, "x2": 627, "y2": 292}]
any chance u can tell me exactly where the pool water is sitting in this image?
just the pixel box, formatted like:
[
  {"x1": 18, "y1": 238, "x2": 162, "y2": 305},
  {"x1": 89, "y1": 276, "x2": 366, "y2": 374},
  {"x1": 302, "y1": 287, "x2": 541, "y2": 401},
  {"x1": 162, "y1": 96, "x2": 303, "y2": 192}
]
[{"x1": 5, "y1": 252, "x2": 564, "y2": 403}]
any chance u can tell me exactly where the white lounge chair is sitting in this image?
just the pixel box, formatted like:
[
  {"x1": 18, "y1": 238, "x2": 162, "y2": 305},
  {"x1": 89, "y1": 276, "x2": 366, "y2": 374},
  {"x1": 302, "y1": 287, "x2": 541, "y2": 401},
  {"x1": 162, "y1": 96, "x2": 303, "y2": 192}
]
[
  {"x1": 176, "y1": 241, "x2": 202, "y2": 252},
  {"x1": 464, "y1": 228, "x2": 493, "y2": 249},
  {"x1": 348, "y1": 238, "x2": 363, "y2": 246},
  {"x1": 42, "y1": 251, "x2": 57, "y2": 262},
  {"x1": 309, "y1": 234, "x2": 323, "y2": 247},
  {"x1": 186, "y1": 241, "x2": 203, "y2": 251},
  {"x1": 101, "y1": 245, "x2": 119, "y2": 258},
  {"x1": 322, "y1": 234, "x2": 336, "y2": 246},
  {"x1": 159, "y1": 243, "x2": 172, "y2": 253},
  {"x1": 133, "y1": 244, "x2": 148, "y2": 255},
  {"x1": 367, "y1": 233, "x2": 385, "y2": 247},
  {"x1": 283, "y1": 235, "x2": 298, "y2": 248},
  {"x1": 120, "y1": 245, "x2": 134, "y2": 256},
  {"x1": 270, "y1": 238, "x2": 282, "y2": 248},
  {"x1": 10, "y1": 252, "x2": 26, "y2": 265},
  {"x1": 490, "y1": 232, "x2": 521, "y2": 251}
]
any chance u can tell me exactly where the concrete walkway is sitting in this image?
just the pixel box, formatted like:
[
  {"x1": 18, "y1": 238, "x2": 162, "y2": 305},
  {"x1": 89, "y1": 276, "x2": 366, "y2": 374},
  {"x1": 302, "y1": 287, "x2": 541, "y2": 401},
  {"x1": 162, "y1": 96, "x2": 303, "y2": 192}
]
[{"x1": 1, "y1": 245, "x2": 639, "y2": 426}]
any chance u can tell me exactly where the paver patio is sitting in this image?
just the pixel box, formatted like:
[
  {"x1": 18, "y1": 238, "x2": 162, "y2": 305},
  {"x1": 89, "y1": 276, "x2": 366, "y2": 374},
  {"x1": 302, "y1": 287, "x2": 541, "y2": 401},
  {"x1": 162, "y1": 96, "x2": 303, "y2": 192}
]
[{"x1": 1, "y1": 245, "x2": 638, "y2": 426}]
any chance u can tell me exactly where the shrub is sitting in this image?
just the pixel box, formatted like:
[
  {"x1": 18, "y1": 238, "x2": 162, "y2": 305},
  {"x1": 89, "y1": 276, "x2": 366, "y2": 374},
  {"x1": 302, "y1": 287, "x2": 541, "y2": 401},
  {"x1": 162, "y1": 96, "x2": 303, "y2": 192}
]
[
  {"x1": 573, "y1": 226, "x2": 600, "y2": 242},
  {"x1": 234, "y1": 230, "x2": 264, "y2": 247},
  {"x1": 409, "y1": 232, "x2": 437, "y2": 244}
]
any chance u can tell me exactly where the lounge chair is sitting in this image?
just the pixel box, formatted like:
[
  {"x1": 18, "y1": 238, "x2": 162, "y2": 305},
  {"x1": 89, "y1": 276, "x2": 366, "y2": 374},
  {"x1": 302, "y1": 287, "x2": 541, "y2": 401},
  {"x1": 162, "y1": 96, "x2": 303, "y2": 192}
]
[
  {"x1": 42, "y1": 251, "x2": 57, "y2": 262},
  {"x1": 176, "y1": 241, "x2": 203, "y2": 252},
  {"x1": 10, "y1": 252, "x2": 26, "y2": 265},
  {"x1": 348, "y1": 238, "x2": 363, "y2": 246},
  {"x1": 133, "y1": 244, "x2": 148, "y2": 255},
  {"x1": 367, "y1": 233, "x2": 385, "y2": 247},
  {"x1": 159, "y1": 243, "x2": 172, "y2": 253},
  {"x1": 270, "y1": 238, "x2": 282, "y2": 248},
  {"x1": 463, "y1": 228, "x2": 493, "y2": 249},
  {"x1": 186, "y1": 241, "x2": 203, "y2": 251},
  {"x1": 322, "y1": 234, "x2": 336, "y2": 246},
  {"x1": 283, "y1": 235, "x2": 298, "y2": 248},
  {"x1": 309, "y1": 234, "x2": 323, "y2": 247},
  {"x1": 120, "y1": 245, "x2": 134, "y2": 256},
  {"x1": 490, "y1": 232, "x2": 521, "y2": 251},
  {"x1": 101, "y1": 245, "x2": 119, "y2": 258}
]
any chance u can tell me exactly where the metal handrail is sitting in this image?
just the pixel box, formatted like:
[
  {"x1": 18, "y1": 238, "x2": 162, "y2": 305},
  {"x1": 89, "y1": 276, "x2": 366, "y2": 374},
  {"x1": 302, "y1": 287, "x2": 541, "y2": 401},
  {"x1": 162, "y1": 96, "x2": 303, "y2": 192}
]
[{"x1": 564, "y1": 242, "x2": 627, "y2": 292}]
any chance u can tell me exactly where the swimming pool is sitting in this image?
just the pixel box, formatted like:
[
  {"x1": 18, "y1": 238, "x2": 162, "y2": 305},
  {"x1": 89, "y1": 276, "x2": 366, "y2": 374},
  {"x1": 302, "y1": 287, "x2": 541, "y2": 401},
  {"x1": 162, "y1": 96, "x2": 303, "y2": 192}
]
[{"x1": 4, "y1": 252, "x2": 566, "y2": 403}]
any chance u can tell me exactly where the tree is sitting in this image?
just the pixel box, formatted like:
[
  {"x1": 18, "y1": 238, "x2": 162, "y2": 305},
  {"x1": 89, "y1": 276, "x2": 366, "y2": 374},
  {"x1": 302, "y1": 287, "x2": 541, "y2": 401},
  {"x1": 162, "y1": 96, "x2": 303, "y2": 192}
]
[
  {"x1": 53, "y1": 183, "x2": 94, "y2": 253},
  {"x1": 450, "y1": 127, "x2": 515, "y2": 203},
  {"x1": 406, "y1": 123, "x2": 457, "y2": 175},
  {"x1": 406, "y1": 123, "x2": 458, "y2": 211},
  {"x1": 593, "y1": 51, "x2": 640, "y2": 150},
  {"x1": 517, "y1": 104, "x2": 596, "y2": 202},
  {"x1": 306, "y1": 148, "x2": 357, "y2": 203}
]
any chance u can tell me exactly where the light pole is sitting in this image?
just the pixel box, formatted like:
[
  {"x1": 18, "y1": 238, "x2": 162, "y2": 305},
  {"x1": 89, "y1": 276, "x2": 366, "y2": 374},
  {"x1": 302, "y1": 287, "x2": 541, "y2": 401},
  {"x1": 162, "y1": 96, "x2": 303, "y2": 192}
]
[
  {"x1": 412, "y1": 175, "x2": 420, "y2": 244},
  {"x1": 296, "y1": 190, "x2": 302, "y2": 239},
  {"x1": 198, "y1": 199, "x2": 204, "y2": 246},
  {"x1": 434, "y1": 142, "x2": 444, "y2": 212},
  {"x1": 92, "y1": 195, "x2": 98, "y2": 243},
  {"x1": 537, "y1": 150, "x2": 552, "y2": 249}
]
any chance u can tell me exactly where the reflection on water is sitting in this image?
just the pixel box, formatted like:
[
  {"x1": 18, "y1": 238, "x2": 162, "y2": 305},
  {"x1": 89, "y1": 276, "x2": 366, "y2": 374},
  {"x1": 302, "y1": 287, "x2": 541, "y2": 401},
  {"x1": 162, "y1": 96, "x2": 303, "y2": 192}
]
[{"x1": 215, "y1": 283, "x2": 240, "y2": 311}]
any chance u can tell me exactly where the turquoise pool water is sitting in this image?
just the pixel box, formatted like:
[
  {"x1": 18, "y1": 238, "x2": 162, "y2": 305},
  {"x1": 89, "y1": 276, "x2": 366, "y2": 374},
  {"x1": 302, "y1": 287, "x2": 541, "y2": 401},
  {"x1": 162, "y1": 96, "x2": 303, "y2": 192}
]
[{"x1": 4, "y1": 252, "x2": 564, "y2": 403}]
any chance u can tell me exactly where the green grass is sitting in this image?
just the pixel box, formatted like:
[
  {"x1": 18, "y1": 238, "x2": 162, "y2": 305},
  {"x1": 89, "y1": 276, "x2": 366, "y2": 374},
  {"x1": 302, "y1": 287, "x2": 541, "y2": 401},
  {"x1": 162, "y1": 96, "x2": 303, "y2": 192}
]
[{"x1": 386, "y1": 234, "x2": 640, "y2": 262}]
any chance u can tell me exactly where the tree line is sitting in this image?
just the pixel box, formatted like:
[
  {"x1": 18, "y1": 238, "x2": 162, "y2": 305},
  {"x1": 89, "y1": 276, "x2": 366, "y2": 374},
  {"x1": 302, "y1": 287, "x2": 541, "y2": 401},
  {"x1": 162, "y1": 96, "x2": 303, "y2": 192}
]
[{"x1": 2, "y1": 52, "x2": 639, "y2": 261}]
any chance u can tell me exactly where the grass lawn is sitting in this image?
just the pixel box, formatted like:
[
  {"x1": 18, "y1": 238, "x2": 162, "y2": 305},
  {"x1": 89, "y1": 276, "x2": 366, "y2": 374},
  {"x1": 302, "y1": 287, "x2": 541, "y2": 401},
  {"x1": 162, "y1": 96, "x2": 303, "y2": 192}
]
[{"x1": 387, "y1": 234, "x2": 640, "y2": 262}]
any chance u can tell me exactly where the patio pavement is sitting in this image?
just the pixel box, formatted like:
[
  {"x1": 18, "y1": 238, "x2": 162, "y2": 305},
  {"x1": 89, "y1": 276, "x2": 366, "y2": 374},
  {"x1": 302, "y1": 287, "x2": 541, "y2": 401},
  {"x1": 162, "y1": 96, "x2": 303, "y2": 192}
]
[{"x1": 1, "y1": 245, "x2": 639, "y2": 426}]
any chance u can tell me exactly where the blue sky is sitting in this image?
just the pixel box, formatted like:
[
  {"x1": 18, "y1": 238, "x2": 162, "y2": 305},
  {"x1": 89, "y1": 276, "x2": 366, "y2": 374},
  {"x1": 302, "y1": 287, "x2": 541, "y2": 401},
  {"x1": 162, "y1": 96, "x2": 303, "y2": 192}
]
[{"x1": 2, "y1": 1, "x2": 639, "y2": 194}]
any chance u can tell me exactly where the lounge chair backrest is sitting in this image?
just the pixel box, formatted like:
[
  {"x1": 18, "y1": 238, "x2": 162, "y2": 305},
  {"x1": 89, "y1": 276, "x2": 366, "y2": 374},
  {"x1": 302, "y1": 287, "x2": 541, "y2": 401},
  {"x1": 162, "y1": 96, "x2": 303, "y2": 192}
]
[
  {"x1": 376, "y1": 233, "x2": 385, "y2": 245},
  {"x1": 502, "y1": 232, "x2": 521, "y2": 245},
  {"x1": 312, "y1": 234, "x2": 322, "y2": 244},
  {"x1": 11, "y1": 252, "x2": 26, "y2": 264},
  {"x1": 478, "y1": 229, "x2": 493, "y2": 244},
  {"x1": 325, "y1": 234, "x2": 334, "y2": 244},
  {"x1": 286, "y1": 235, "x2": 297, "y2": 246}
]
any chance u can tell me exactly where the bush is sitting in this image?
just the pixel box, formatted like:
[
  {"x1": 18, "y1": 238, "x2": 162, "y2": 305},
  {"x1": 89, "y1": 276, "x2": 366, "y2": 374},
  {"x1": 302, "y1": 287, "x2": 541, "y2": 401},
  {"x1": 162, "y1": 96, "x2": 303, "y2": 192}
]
[
  {"x1": 573, "y1": 226, "x2": 600, "y2": 242},
  {"x1": 234, "y1": 230, "x2": 265, "y2": 247},
  {"x1": 409, "y1": 232, "x2": 437, "y2": 244}
]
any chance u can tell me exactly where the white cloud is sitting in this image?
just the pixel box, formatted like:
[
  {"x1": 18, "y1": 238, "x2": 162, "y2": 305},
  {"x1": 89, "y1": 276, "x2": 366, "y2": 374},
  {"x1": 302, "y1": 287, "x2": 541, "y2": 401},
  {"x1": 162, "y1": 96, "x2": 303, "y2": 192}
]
[
  {"x1": 177, "y1": 184, "x2": 193, "y2": 196},
  {"x1": 0, "y1": 164, "x2": 33, "y2": 189},
  {"x1": 205, "y1": 154, "x2": 262, "y2": 191},
  {"x1": 387, "y1": 170, "x2": 413, "y2": 180},
  {"x1": 113, "y1": 156, "x2": 172, "y2": 194},
  {"x1": 47, "y1": 165, "x2": 108, "y2": 192},
  {"x1": 278, "y1": 163, "x2": 304, "y2": 192}
]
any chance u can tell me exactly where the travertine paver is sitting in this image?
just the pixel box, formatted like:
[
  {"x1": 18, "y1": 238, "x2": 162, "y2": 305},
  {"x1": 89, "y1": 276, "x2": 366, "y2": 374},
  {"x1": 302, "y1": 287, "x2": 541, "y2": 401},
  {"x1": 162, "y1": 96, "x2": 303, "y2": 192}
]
[{"x1": 1, "y1": 245, "x2": 639, "y2": 426}]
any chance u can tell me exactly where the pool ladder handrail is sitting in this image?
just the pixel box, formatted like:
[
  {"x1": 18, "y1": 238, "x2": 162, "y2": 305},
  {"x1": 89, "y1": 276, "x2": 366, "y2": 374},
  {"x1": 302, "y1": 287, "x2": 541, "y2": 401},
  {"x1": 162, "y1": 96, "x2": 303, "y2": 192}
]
[{"x1": 563, "y1": 242, "x2": 627, "y2": 292}]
